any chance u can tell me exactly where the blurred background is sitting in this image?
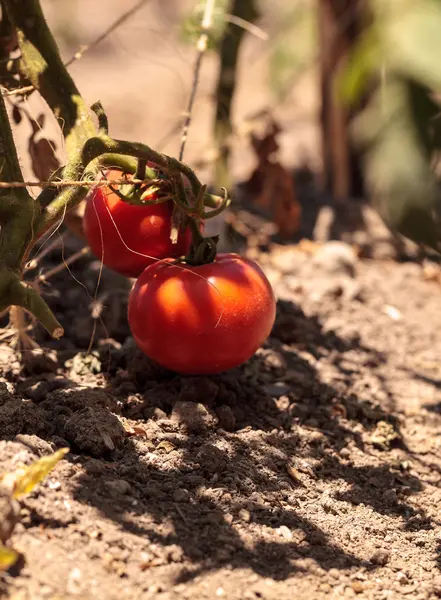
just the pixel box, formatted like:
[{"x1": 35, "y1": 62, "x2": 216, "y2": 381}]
[{"x1": 7, "y1": 0, "x2": 441, "y2": 261}]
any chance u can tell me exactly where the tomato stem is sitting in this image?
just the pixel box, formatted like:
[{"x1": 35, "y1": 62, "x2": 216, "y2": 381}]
[
  {"x1": 184, "y1": 219, "x2": 219, "y2": 266},
  {"x1": 134, "y1": 158, "x2": 147, "y2": 181},
  {"x1": 91, "y1": 101, "x2": 109, "y2": 135}
]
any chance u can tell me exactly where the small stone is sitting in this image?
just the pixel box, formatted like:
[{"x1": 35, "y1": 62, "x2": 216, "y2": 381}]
[
  {"x1": 173, "y1": 488, "x2": 190, "y2": 503},
  {"x1": 171, "y1": 401, "x2": 218, "y2": 434},
  {"x1": 23, "y1": 381, "x2": 50, "y2": 402},
  {"x1": 264, "y1": 382, "x2": 290, "y2": 399},
  {"x1": 238, "y1": 509, "x2": 251, "y2": 522},
  {"x1": 152, "y1": 408, "x2": 167, "y2": 421},
  {"x1": 383, "y1": 489, "x2": 397, "y2": 504},
  {"x1": 397, "y1": 572, "x2": 408, "y2": 585},
  {"x1": 279, "y1": 525, "x2": 292, "y2": 540},
  {"x1": 370, "y1": 550, "x2": 389, "y2": 566},
  {"x1": 215, "y1": 405, "x2": 236, "y2": 431},
  {"x1": 351, "y1": 581, "x2": 365, "y2": 594},
  {"x1": 104, "y1": 479, "x2": 132, "y2": 496},
  {"x1": 312, "y1": 241, "x2": 357, "y2": 277}
]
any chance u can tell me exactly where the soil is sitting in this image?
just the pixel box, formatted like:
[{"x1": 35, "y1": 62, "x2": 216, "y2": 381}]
[
  {"x1": 2, "y1": 3, "x2": 441, "y2": 599},
  {"x1": 2, "y1": 237, "x2": 441, "y2": 600}
]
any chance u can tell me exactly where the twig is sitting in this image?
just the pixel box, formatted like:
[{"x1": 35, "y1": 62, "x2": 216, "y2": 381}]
[
  {"x1": 225, "y1": 14, "x2": 267, "y2": 40},
  {"x1": 2, "y1": 0, "x2": 153, "y2": 98},
  {"x1": 24, "y1": 231, "x2": 68, "y2": 271},
  {"x1": 64, "y1": 0, "x2": 152, "y2": 68},
  {"x1": 36, "y1": 246, "x2": 89, "y2": 283},
  {"x1": 179, "y1": 0, "x2": 216, "y2": 161}
]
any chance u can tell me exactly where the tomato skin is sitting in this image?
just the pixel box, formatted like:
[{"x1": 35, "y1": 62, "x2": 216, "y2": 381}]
[
  {"x1": 128, "y1": 253, "x2": 276, "y2": 375},
  {"x1": 83, "y1": 169, "x2": 192, "y2": 278}
]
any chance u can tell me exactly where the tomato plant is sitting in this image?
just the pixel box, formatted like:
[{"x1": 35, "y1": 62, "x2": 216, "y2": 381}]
[
  {"x1": 83, "y1": 169, "x2": 192, "y2": 278},
  {"x1": 128, "y1": 253, "x2": 276, "y2": 374}
]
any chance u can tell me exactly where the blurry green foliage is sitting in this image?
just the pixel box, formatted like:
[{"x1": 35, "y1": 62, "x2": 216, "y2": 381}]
[
  {"x1": 180, "y1": 0, "x2": 230, "y2": 50},
  {"x1": 341, "y1": 0, "x2": 441, "y2": 252},
  {"x1": 268, "y1": 4, "x2": 317, "y2": 101}
]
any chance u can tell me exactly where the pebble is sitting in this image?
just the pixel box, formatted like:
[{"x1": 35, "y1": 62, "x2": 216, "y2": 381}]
[
  {"x1": 264, "y1": 382, "x2": 290, "y2": 399},
  {"x1": 173, "y1": 488, "x2": 190, "y2": 503},
  {"x1": 104, "y1": 479, "x2": 132, "y2": 496},
  {"x1": 370, "y1": 549, "x2": 390, "y2": 566},
  {"x1": 215, "y1": 405, "x2": 236, "y2": 432},
  {"x1": 171, "y1": 401, "x2": 218, "y2": 434},
  {"x1": 312, "y1": 241, "x2": 357, "y2": 277}
]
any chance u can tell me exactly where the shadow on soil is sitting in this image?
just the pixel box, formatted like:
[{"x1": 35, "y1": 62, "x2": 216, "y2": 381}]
[{"x1": 1, "y1": 298, "x2": 434, "y2": 585}]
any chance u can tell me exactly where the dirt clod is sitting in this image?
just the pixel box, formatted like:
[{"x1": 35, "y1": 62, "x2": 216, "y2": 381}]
[
  {"x1": 63, "y1": 406, "x2": 125, "y2": 456},
  {"x1": 2, "y1": 246, "x2": 441, "y2": 600},
  {"x1": 171, "y1": 401, "x2": 219, "y2": 434}
]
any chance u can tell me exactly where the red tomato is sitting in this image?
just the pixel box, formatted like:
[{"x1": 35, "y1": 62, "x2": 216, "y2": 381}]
[
  {"x1": 83, "y1": 169, "x2": 192, "y2": 278},
  {"x1": 128, "y1": 253, "x2": 276, "y2": 374}
]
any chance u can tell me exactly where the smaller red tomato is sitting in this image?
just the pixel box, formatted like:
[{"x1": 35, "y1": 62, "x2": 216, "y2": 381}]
[
  {"x1": 83, "y1": 169, "x2": 192, "y2": 278},
  {"x1": 128, "y1": 253, "x2": 276, "y2": 375}
]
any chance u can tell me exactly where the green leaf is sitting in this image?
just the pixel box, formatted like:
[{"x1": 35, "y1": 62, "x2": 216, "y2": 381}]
[
  {"x1": 408, "y1": 82, "x2": 441, "y2": 156},
  {"x1": 339, "y1": 28, "x2": 381, "y2": 104},
  {"x1": 354, "y1": 78, "x2": 441, "y2": 252},
  {"x1": 378, "y1": 0, "x2": 441, "y2": 90}
]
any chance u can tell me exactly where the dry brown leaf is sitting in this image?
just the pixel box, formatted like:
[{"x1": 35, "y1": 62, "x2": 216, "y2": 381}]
[
  {"x1": 28, "y1": 113, "x2": 61, "y2": 182},
  {"x1": 245, "y1": 118, "x2": 301, "y2": 239}
]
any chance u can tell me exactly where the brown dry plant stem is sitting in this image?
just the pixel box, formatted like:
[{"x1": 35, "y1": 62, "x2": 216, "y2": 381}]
[
  {"x1": 179, "y1": 0, "x2": 216, "y2": 162},
  {"x1": 214, "y1": 0, "x2": 259, "y2": 190}
]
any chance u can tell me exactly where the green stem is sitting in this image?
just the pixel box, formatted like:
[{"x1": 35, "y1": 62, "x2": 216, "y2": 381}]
[
  {"x1": 0, "y1": 269, "x2": 63, "y2": 337},
  {"x1": 214, "y1": 0, "x2": 259, "y2": 189},
  {"x1": 91, "y1": 101, "x2": 109, "y2": 135}
]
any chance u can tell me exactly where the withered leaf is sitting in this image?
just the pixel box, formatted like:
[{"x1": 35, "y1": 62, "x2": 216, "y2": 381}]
[
  {"x1": 0, "y1": 544, "x2": 18, "y2": 572},
  {"x1": 0, "y1": 448, "x2": 69, "y2": 499},
  {"x1": 245, "y1": 117, "x2": 301, "y2": 239}
]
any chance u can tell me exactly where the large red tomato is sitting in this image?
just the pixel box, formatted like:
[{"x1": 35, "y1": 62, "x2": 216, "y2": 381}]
[
  {"x1": 83, "y1": 169, "x2": 192, "y2": 278},
  {"x1": 128, "y1": 253, "x2": 276, "y2": 374}
]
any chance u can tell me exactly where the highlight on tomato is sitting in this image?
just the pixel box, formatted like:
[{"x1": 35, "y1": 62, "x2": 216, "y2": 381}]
[
  {"x1": 83, "y1": 168, "x2": 192, "y2": 278},
  {"x1": 128, "y1": 253, "x2": 276, "y2": 375}
]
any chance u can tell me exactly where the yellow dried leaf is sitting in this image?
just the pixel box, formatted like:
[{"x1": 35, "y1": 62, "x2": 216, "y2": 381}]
[
  {"x1": 11, "y1": 448, "x2": 69, "y2": 499},
  {"x1": 0, "y1": 544, "x2": 18, "y2": 572}
]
